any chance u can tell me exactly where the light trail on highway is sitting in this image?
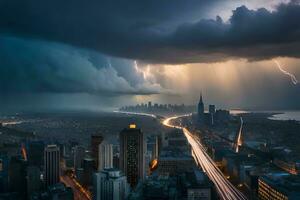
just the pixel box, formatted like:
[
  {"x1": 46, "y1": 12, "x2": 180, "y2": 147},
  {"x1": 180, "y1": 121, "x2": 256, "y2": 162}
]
[
  {"x1": 163, "y1": 115, "x2": 247, "y2": 200},
  {"x1": 113, "y1": 110, "x2": 157, "y2": 118},
  {"x1": 60, "y1": 175, "x2": 91, "y2": 200},
  {"x1": 116, "y1": 111, "x2": 247, "y2": 200},
  {"x1": 235, "y1": 117, "x2": 243, "y2": 153}
]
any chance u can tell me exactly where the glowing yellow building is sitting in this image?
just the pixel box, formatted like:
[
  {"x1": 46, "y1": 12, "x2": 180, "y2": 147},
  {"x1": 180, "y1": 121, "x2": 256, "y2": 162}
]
[{"x1": 119, "y1": 124, "x2": 145, "y2": 188}]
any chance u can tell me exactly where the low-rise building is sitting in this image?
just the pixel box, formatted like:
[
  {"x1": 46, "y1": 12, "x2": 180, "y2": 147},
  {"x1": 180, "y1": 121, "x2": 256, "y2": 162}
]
[
  {"x1": 258, "y1": 173, "x2": 300, "y2": 200},
  {"x1": 30, "y1": 182, "x2": 73, "y2": 200},
  {"x1": 157, "y1": 147, "x2": 196, "y2": 176},
  {"x1": 180, "y1": 169, "x2": 215, "y2": 200}
]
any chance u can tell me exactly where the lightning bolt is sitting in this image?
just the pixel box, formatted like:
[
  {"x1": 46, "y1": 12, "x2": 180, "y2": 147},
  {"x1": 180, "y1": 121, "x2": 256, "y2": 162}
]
[
  {"x1": 134, "y1": 60, "x2": 149, "y2": 79},
  {"x1": 273, "y1": 60, "x2": 298, "y2": 85}
]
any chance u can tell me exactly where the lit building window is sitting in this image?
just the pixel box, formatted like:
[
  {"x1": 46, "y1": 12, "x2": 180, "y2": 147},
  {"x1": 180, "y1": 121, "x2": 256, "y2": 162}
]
[{"x1": 129, "y1": 124, "x2": 136, "y2": 129}]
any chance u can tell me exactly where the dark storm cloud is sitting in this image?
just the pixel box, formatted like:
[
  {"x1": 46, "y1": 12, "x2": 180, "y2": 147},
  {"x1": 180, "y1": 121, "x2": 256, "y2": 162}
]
[
  {"x1": 169, "y1": 2, "x2": 300, "y2": 62},
  {"x1": 0, "y1": 36, "x2": 163, "y2": 95},
  {"x1": 0, "y1": 0, "x2": 299, "y2": 63}
]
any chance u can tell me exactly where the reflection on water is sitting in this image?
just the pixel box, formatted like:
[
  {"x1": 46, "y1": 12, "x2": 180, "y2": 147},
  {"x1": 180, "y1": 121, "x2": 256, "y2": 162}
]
[
  {"x1": 269, "y1": 111, "x2": 300, "y2": 122},
  {"x1": 230, "y1": 110, "x2": 249, "y2": 115},
  {"x1": 230, "y1": 110, "x2": 300, "y2": 122},
  {"x1": 2, "y1": 121, "x2": 26, "y2": 126}
]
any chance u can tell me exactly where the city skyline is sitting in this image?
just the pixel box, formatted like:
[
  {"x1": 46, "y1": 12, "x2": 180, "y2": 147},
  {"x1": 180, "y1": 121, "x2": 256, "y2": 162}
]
[{"x1": 0, "y1": 1, "x2": 300, "y2": 199}]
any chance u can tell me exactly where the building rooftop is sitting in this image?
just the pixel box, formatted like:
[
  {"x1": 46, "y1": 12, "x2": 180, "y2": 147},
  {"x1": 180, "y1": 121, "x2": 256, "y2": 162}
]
[
  {"x1": 180, "y1": 169, "x2": 213, "y2": 189},
  {"x1": 260, "y1": 173, "x2": 300, "y2": 197},
  {"x1": 100, "y1": 168, "x2": 125, "y2": 179},
  {"x1": 159, "y1": 148, "x2": 193, "y2": 161}
]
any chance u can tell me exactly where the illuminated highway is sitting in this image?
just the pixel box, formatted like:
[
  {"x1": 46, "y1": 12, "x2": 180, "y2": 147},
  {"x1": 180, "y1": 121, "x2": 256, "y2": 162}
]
[
  {"x1": 60, "y1": 175, "x2": 91, "y2": 200},
  {"x1": 163, "y1": 115, "x2": 247, "y2": 200},
  {"x1": 116, "y1": 111, "x2": 247, "y2": 200},
  {"x1": 234, "y1": 117, "x2": 243, "y2": 153},
  {"x1": 113, "y1": 110, "x2": 157, "y2": 118}
]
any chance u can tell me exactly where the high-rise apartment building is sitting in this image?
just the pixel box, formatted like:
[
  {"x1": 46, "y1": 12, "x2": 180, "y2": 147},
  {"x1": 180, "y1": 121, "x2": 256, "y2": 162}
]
[
  {"x1": 93, "y1": 168, "x2": 129, "y2": 200},
  {"x1": 44, "y1": 145, "x2": 60, "y2": 187},
  {"x1": 119, "y1": 124, "x2": 145, "y2": 187},
  {"x1": 91, "y1": 134, "x2": 103, "y2": 169},
  {"x1": 74, "y1": 145, "x2": 85, "y2": 171},
  {"x1": 98, "y1": 143, "x2": 113, "y2": 171}
]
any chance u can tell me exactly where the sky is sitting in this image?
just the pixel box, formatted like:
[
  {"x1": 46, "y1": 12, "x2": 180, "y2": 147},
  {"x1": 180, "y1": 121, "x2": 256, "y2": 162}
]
[{"x1": 0, "y1": 0, "x2": 299, "y2": 112}]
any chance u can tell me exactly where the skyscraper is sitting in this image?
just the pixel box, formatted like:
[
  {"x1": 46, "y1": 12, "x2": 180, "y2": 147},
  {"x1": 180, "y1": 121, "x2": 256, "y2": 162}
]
[
  {"x1": 119, "y1": 124, "x2": 145, "y2": 187},
  {"x1": 198, "y1": 93, "x2": 205, "y2": 126},
  {"x1": 27, "y1": 141, "x2": 44, "y2": 168},
  {"x1": 98, "y1": 143, "x2": 113, "y2": 171},
  {"x1": 74, "y1": 145, "x2": 85, "y2": 171},
  {"x1": 91, "y1": 134, "x2": 103, "y2": 170},
  {"x1": 0, "y1": 153, "x2": 9, "y2": 192},
  {"x1": 8, "y1": 156, "x2": 27, "y2": 196},
  {"x1": 93, "y1": 168, "x2": 129, "y2": 200},
  {"x1": 26, "y1": 165, "x2": 41, "y2": 198},
  {"x1": 82, "y1": 158, "x2": 95, "y2": 187},
  {"x1": 44, "y1": 145, "x2": 60, "y2": 187},
  {"x1": 148, "y1": 101, "x2": 152, "y2": 109}
]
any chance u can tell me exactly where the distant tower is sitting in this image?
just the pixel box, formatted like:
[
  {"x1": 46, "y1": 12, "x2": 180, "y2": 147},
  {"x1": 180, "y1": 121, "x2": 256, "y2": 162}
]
[
  {"x1": 98, "y1": 143, "x2": 113, "y2": 171},
  {"x1": 198, "y1": 93, "x2": 205, "y2": 126},
  {"x1": 209, "y1": 105, "x2": 216, "y2": 126},
  {"x1": 209, "y1": 105, "x2": 216, "y2": 115},
  {"x1": 148, "y1": 101, "x2": 152, "y2": 109},
  {"x1": 44, "y1": 145, "x2": 60, "y2": 187},
  {"x1": 119, "y1": 124, "x2": 145, "y2": 188},
  {"x1": 91, "y1": 134, "x2": 103, "y2": 170},
  {"x1": 93, "y1": 168, "x2": 129, "y2": 200}
]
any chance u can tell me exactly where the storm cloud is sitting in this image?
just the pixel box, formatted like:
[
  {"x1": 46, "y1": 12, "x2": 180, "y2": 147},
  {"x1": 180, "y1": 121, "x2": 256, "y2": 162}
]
[
  {"x1": 0, "y1": 36, "x2": 163, "y2": 95},
  {"x1": 0, "y1": 0, "x2": 299, "y2": 63},
  {"x1": 0, "y1": 0, "x2": 299, "y2": 111}
]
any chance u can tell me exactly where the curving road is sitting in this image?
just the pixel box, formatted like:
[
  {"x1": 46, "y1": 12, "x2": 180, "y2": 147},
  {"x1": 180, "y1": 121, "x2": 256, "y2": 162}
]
[
  {"x1": 116, "y1": 111, "x2": 247, "y2": 200},
  {"x1": 234, "y1": 117, "x2": 243, "y2": 153},
  {"x1": 162, "y1": 115, "x2": 247, "y2": 200}
]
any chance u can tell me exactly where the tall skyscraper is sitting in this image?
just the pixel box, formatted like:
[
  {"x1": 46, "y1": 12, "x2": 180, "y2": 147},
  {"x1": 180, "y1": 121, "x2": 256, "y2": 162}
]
[
  {"x1": 91, "y1": 134, "x2": 103, "y2": 170},
  {"x1": 198, "y1": 93, "x2": 205, "y2": 126},
  {"x1": 9, "y1": 156, "x2": 27, "y2": 195},
  {"x1": 119, "y1": 124, "x2": 145, "y2": 187},
  {"x1": 27, "y1": 141, "x2": 44, "y2": 168},
  {"x1": 74, "y1": 145, "x2": 85, "y2": 171},
  {"x1": 93, "y1": 168, "x2": 129, "y2": 200},
  {"x1": 0, "y1": 153, "x2": 9, "y2": 192},
  {"x1": 98, "y1": 143, "x2": 113, "y2": 171},
  {"x1": 26, "y1": 165, "x2": 41, "y2": 198},
  {"x1": 44, "y1": 145, "x2": 60, "y2": 187},
  {"x1": 82, "y1": 158, "x2": 95, "y2": 187}
]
